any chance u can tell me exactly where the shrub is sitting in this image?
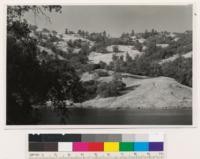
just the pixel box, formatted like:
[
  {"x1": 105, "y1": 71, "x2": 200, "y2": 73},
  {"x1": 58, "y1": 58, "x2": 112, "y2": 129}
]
[
  {"x1": 112, "y1": 45, "x2": 119, "y2": 52},
  {"x1": 161, "y1": 57, "x2": 192, "y2": 87},
  {"x1": 95, "y1": 69, "x2": 109, "y2": 77},
  {"x1": 99, "y1": 61, "x2": 107, "y2": 69},
  {"x1": 134, "y1": 40, "x2": 143, "y2": 52},
  {"x1": 97, "y1": 82, "x2": 110, "y2": 97},
  {"x1": 83, "y1": 63, "x2": 101, "y2": 72},
  {"x1": 82, "y1": 80, "x2": 98, "y2": 100},
  {"x1": 97, "y1": 78, "x2": 126, "y2": 98},
  {"x1": 90, "y1": 42, "x2": 108, "y2": 53}
]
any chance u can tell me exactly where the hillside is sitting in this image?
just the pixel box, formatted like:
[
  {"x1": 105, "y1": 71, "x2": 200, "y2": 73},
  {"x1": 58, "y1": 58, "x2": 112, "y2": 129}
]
[
  {"x1": 88, "y1": 45, "x2": 142, "y2": 64},
  {"x1": 159, "y1": 51, "x2": 192, "y2": 64},
  {"x1": 31, "y1": 28, "x2": 192, "y2": 103},
  {"x1": 55, "y1": 33, "x2": 94, "y2": 52},
  {"x1": 31, "y1": 29, "x2": 94, "y2": 61},
  {"x1": 81, "y1": 76, "x2": 192, "y2": 109},
  {"x1": 32, "y1": 28, "x2": 192, "y2": 68}
]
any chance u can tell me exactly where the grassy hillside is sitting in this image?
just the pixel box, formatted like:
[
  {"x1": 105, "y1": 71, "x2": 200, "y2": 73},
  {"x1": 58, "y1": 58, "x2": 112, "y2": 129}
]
[{"x1": 81, "y1": 76, "x2": 192, "y2": 109}]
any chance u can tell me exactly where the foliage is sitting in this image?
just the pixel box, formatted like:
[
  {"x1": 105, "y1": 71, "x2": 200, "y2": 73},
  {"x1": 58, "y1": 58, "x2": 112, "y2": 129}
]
[
  {"x1": 6, "y1": 6, "x2": 89, "y2": 125},
  {"x1": 7, "y1": 30, "x2": 43, "y2": 124},
  {"x1": 107, "y1": 30, "x2": 192, "y2": 87},
  {"x1": 97, "y1": 73, "x2": 126, "y2": 98},
  {"x1": 82, "y1": 80, "x2": 98, "y2": 100},
  {"x1": 77, "y1": 29, "x2": 89, "y2": 38},
  {"x1": 95, "y1": 69, "x2": 109, "y2": 77},
  {"x1": 109, "y1": 54, "x2": 127, "y2": 72},
  {"x1": 161, "y1": 57, "x2": 192, "y2": 87},
  {"x1": 90, "y1": 42, "x2": 108, "y2": 53},
  {"x1": 134, "y1": 40, "x2": 143, "y2": 52},
  {"x1": 7, "y1": 5, "x2": 61, "y2": 26},
  {"x1": 98, "y1": 61, "x2": 107, "y2": 69},
  {"x1": 42, "y1": 60, "x2": 85, "y2": 103},
  {"x1": 87, "y1": 31, "x2": 108, "y2": 42},
  {"x1": 131, "y1": 30, "x2": 135, "y2": 36},
  {"x1": 79, "y1": 42, "x2": 90, "y2": 56},
  {"x1": 112, "y1": 45, "x2": 119, "y2": 52},
  {"x1": 141, "y1": 29, "x2": 158, "y2": 39}
]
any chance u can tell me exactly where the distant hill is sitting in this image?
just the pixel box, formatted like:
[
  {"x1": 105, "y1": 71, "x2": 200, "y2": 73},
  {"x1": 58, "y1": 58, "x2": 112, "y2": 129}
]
[
  {"x1": 30, "y1": 27, "x2": 192, "y2": 66},
  {"x1": 29, "y1": 27, "x2": 192, "y2": 87},
  {"x1": 30, "y1": 29, "x2": 94, "y2": 61},
  {"x1": 88, "y1": 45, "x2": 143, "y2": 64}
]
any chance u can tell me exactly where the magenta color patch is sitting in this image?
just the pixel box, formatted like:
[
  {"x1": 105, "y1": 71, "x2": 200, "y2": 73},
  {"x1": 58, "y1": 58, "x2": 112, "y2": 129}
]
[{"x1": 73, "y1": 142, "x2": 88, "y2": 151}]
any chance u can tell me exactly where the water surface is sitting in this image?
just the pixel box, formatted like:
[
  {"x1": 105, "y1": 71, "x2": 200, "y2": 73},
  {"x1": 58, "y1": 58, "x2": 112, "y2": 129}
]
[{"x1": 37, "y1": 108, "x2": 192, "y2": 125}]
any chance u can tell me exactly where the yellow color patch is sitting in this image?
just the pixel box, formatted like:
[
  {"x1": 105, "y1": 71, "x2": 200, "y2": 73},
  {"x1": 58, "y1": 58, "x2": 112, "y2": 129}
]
[{"x1": 104, "y1": 142, "x2": 119, "y2": 152}]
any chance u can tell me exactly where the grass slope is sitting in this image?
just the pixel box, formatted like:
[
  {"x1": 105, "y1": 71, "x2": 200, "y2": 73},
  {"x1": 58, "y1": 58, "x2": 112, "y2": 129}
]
[{"x1": 81, "y1": 76, "x2": 192, "y2": 109}]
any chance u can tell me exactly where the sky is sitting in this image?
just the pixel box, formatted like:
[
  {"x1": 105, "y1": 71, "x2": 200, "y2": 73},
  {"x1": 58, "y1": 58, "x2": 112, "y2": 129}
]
[{"x1": 24, "y1": 5, "x2": 192, "y2": 37}]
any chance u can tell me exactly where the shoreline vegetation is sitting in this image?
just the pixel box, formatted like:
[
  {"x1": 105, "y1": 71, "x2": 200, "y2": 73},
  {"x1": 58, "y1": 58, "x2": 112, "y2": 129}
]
[{"x1": 59, "y1": 105, "x2": 192, "y2": 110}]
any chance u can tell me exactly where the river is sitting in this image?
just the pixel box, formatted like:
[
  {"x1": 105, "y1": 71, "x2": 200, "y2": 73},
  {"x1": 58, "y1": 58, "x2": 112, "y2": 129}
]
[{"x1": 36, "y1": 108, "x2": 192, "y2": 125}]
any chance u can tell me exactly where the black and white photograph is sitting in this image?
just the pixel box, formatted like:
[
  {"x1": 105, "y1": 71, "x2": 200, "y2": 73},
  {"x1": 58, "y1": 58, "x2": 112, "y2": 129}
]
[{"x1": 6, "y1": 5, "x2": 193, "y2": 125}]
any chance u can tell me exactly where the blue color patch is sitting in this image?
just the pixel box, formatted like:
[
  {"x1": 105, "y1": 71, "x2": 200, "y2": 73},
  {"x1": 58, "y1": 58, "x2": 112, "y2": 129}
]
[{"x1": 134, "y1": 142, "x2": 149, "y2": 151}]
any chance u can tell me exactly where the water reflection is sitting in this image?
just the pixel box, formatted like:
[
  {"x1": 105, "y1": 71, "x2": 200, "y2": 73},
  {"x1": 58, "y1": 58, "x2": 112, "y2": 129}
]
[{"x1": 38, "y1": 108, "x2": 192, "y2": 125}]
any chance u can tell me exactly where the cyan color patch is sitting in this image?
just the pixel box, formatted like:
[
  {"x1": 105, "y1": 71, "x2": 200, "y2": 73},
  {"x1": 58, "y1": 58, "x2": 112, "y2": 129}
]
[{"x1": 134, "y1": 142, "x2": 149, "y2": 151}]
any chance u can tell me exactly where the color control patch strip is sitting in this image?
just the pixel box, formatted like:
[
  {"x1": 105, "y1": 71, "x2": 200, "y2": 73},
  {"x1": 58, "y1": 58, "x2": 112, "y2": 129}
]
[{"x1": 28, "y1": 134, "x2": 164, "y2": 158}]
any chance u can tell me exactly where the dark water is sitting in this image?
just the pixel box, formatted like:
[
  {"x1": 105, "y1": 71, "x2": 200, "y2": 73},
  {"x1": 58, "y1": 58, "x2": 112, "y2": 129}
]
[{"x1": 37, "y1": 108, "x2": 192, "y2": 125}]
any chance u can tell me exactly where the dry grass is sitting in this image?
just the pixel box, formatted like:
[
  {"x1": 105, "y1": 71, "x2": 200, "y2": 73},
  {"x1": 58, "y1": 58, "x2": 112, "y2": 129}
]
[{"x1": 81, "y1": 76, "x2": 192, "y2": 109}]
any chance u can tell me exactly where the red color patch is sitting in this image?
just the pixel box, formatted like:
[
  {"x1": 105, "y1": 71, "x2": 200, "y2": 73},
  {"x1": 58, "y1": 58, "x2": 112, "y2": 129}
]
[{"x1": 88, "y1": 142, "x2": 104, "y2": 151}]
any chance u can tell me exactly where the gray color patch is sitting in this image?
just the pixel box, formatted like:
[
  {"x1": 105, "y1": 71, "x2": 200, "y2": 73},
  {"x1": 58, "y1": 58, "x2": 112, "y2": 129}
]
[
  {"x1": 122, "y1": 134, "x2": 135, "y2": 142},
  {"x1": 81, "y1": 134, "x2": 96, "y2": 142},
  {"x1": 107, "y1": 134, "x2": 121, "y2": 142},
  {"x1": 94, "y1": 134, "x2": 109, "y2": 142},
  {"x1": 134, "y1": 134, "x2": 149, "y2": 141}
]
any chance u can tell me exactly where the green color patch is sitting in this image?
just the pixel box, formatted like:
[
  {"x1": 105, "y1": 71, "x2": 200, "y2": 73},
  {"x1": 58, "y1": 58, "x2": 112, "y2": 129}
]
[{"x1": 120, "y1": 142, "x2": 134, "y2": 151}]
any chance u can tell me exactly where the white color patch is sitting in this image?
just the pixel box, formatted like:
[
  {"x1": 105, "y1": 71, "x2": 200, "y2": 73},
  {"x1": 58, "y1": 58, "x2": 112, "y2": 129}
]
[{"x1": 58, "y1": 142, "x2": 72, "y2": 152}]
